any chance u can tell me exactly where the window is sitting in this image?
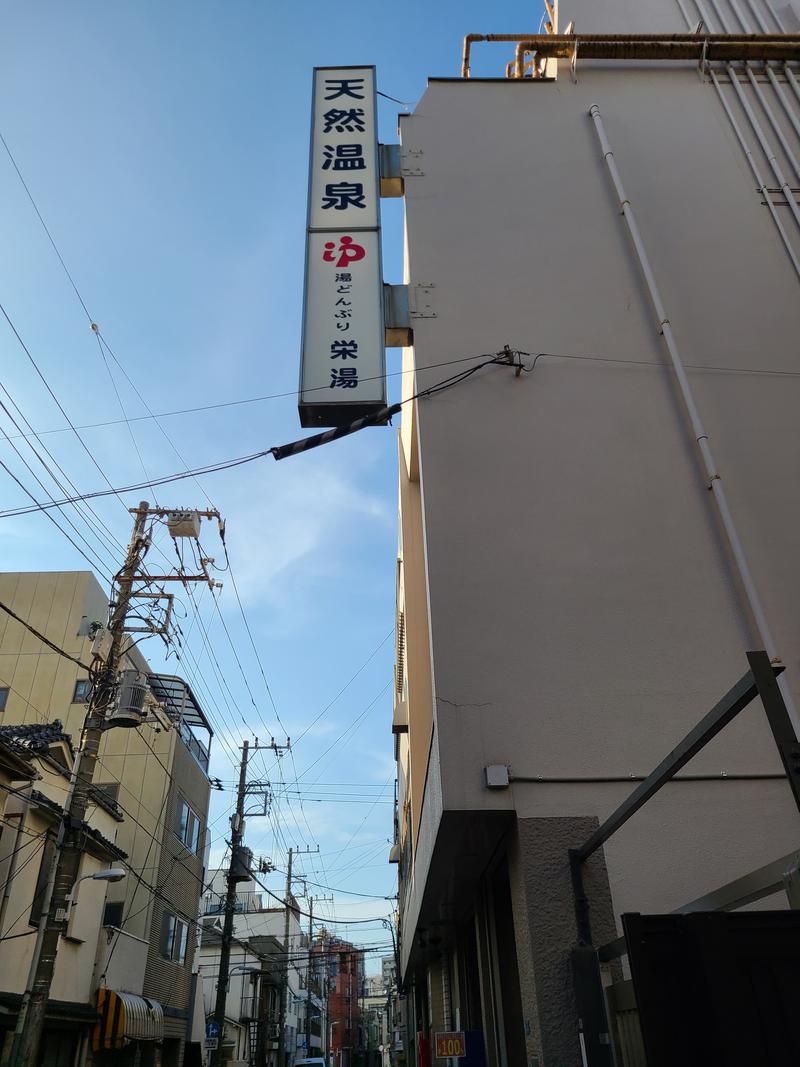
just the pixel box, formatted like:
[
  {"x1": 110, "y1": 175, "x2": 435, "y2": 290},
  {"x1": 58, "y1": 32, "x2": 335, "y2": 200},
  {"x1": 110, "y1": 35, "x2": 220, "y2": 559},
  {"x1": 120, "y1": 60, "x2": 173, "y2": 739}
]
[
  {"x1": 175, "y1": 797, "x2": 201, "y2": 853},
  {"x1": 94, "y1": 782, "x2": 120, "y2": 803},
  {"x1": 0, "y1": 687, "x2": 8, "y2": 712},
  {"x1": 103, "y1": 901, "x2": 124, "y2": 928},
  {"x1": 159, "y1": 911, "x2": 189, "y2": 962},
  {"x1": 30, "y1": 833, "x2": 58, "y2": 926},
  {"x1": 72, "y1": 679, "x2": 92, "y2": 703}
]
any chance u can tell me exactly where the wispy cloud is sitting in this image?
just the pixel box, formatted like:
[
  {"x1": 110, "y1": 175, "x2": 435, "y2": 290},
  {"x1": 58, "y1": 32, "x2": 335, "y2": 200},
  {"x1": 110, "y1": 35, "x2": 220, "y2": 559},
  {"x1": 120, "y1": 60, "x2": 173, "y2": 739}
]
[{"x1": 219, "y1": 457, "x2": 391, "y2": 610}]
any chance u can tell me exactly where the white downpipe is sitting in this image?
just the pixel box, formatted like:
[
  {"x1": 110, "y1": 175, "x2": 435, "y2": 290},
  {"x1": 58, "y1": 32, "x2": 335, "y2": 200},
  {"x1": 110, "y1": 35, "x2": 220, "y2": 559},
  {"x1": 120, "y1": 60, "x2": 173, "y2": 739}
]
[
  {"x1": 692, "y1": 0, "x2": 800, "y2": 227},
  {"x1": 760, "y1": 0, "x2": 800, "y2": 107},
  {"x1": 588, "y1": 103, "x2": 799, "y2": 734},
  {"x1": 675, "y1": 0, "x2": 800, "y2": 278}
]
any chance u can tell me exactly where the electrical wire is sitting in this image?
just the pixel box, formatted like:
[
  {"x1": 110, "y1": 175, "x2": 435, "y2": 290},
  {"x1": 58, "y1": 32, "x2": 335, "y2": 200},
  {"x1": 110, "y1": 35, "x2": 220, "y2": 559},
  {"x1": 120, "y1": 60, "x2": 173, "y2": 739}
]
[
  {"x1": 7, "y1": 347, "x2": 800, "y2": 447},
  {"x1": 0, "y1": 351, "x2": 523, "y2": 517},
  {"x1": 0, "y1": 600, "x2": 91, "y2": 669},
  {"x1": 0, "y1": 381, "x2": 124, "y2": 565}
]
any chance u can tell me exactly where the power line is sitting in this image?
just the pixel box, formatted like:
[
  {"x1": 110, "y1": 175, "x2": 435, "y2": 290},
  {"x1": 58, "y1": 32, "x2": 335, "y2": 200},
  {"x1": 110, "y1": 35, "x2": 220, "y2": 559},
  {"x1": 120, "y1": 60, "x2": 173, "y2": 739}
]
[
  {"x1": 0, "y1": 601, "x2": 91, "y2": 670},
  {"x1": 0, "y1": 351, "x2": 524, "y2": 517},
  {"x1": 0, "y1": 378, "x2": 125, "y2": 564},
  {"x1": 6, "y1": 349, "x2": 800, "y2": 445}
]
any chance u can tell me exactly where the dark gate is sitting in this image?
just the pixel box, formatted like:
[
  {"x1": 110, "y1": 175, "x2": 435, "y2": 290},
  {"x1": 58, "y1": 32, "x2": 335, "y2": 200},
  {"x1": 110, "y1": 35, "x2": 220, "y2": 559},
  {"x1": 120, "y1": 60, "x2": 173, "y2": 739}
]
[{"x1": 623, "y1": 910, "x2": 800, "y2": 1067}]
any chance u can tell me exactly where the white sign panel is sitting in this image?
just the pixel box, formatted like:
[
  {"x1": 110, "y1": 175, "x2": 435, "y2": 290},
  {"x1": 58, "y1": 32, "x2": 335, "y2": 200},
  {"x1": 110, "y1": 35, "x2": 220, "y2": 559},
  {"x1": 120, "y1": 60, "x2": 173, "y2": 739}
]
[
  {"x1": 301, "y1": 231, "x2": 385, "y2": 406},
  {"x1": 309, "y1": 67, "x2": 379, "y2": 231},
  {"x1": 300, "y1": 66, "x2": 386, "y2": 428}
]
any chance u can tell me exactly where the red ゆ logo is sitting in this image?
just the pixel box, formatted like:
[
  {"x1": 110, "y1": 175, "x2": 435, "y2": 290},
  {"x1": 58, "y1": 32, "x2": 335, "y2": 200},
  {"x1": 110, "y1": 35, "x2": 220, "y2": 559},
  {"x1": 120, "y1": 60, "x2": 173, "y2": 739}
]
[{"x1": 322, "y1": 235, "x2": 366, "y2": 268}]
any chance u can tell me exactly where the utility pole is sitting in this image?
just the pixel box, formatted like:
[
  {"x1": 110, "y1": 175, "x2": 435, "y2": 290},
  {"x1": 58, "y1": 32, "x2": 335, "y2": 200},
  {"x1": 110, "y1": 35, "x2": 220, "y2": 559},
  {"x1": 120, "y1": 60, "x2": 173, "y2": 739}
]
[
  {"x1": 277, "y1": 846, "x2": 294, "y2": 1067},
  {"x1": 210, "y1": 740, "x2": 250, "y2": 1067},
  {"x1": 306, "y1": 894, "x2": 332, "y2": 1057},
  {"x1": 10, "y1": 501, "x2": 148, "y2": 1067},
  {"x1": 10, "y1": 502, "x2": 220, "y2": 1067},
  {"x1": 305, "y1": 895, "x2": 314, "y2": 1056},
  {"x1": 278, "y1": 845, "x2": 318, "y2": 1067}
]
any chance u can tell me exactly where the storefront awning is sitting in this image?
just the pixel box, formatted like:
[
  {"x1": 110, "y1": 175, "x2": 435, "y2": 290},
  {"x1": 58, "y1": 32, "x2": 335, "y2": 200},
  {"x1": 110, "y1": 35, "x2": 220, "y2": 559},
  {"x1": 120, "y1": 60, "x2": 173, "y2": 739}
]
[{"x1": 92, "y1": 989, "x2": 164, "y2": 1051}]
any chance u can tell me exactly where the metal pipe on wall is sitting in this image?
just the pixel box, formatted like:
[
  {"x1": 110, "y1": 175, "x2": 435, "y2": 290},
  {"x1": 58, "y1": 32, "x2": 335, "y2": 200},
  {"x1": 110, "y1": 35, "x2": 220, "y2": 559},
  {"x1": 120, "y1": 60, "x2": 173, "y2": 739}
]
[
  {"x1": 460, "y1": 32, "x2": 800, "y2": 78},
  {"x1": 738, "y1": 0, "x2": 800, "y2": 143},
  {"x1": 673, "y1": 0, "x2": 800, "y2": 277},
  {"x1": 754, "y1": 0, "x2": 800, "y2": 107},
  {"x1": 708, "y1": 67, "x2": 800, "y2": 278},
  {"x1": 705, "y1": 0, "x2": 800, "y2": 182},
  {"x1": 692, "y1": 0, "x2": 800, "y2": 230},
  {"x1": 588, "y1": 103, "x2": 800, "y2": 735}
]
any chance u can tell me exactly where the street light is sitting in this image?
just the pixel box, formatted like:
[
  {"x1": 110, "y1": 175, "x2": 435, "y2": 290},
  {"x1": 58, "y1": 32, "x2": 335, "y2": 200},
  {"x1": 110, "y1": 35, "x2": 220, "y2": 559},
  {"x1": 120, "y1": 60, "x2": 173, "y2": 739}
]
[{"x1": 65, "y1": 867, "x2": 127, "y2": 920}]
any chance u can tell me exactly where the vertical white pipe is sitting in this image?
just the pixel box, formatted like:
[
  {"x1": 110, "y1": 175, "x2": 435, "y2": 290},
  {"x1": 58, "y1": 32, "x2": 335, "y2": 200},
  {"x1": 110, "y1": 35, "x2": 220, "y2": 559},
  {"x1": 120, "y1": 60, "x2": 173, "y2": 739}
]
[
  {"x1": 703, "y1": 0, "x2": 800, "y2": 186},
  {"x1": 760, "y1": 0, "x2": 800, "y2": 107},
  {"x1": 677, "y1": 0, "x2": 800, "y2": 276},
  {"x1": 728, "y1": 0, "x2": 800, "y2": 171},
  {"x1": 710, "y1": 68, "x2": 800, "y2": 278},
  {"x1": 695, "y1": 0, "x2": 800, "y2": 230},
  {"x1": 588, "y1": 103, "x2": 800, "y2": 734}
]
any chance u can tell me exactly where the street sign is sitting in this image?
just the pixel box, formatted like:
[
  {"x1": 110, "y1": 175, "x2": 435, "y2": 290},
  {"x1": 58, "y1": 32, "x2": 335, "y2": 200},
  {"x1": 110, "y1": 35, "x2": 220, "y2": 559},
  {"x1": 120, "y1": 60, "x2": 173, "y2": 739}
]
[
  {"x1": 205, "y1": 1021, "x2": 220, "y2": 1050},
  {"x1": 299, "y1": 65, "x2": 387, "y2": 428},
  {"x1": 435, "y1": 1032, "x2": 466, "y2": 1058}
]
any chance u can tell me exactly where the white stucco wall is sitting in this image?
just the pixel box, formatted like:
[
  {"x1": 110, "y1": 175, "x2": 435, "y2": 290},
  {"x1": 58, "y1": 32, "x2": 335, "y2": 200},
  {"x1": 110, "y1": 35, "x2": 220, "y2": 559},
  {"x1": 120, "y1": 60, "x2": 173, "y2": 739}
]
[{"x1": 400, "y1": 28, "x2": 800, "y2": 932}]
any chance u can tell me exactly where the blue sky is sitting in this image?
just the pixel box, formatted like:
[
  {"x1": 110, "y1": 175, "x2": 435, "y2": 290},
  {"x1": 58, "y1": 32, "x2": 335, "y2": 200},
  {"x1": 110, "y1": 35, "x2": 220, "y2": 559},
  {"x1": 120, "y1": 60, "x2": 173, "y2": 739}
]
[{"x1": 0, "y1": 1, "x2": 533, "y2": 969}]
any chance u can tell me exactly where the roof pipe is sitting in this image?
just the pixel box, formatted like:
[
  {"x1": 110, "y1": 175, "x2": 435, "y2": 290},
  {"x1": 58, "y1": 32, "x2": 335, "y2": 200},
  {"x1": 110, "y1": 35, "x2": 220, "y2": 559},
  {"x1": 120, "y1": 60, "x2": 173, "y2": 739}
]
[
  {"x1": 588, "y1": 103, "x2": 800, "y2": 736},
  {"x1": 461, "y1": 32, "x2": 800, "y2": 76}
]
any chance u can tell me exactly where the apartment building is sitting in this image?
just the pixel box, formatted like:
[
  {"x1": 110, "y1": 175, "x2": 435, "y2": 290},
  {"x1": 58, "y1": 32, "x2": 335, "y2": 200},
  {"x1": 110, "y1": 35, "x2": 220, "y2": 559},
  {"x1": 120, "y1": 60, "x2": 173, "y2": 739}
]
[
  {"x1": 390, "y1": 2, "x2": 800, "y2": 1064},
  {"x1": 0, "y1": 571, "x2": 213, "y2": 1066},
  {"x1": 0, "y1": 720, "x2": 126, "y2": 1063},
  {"x1": 318, "y1": 936, "x2": 364, "y2": 1067}
]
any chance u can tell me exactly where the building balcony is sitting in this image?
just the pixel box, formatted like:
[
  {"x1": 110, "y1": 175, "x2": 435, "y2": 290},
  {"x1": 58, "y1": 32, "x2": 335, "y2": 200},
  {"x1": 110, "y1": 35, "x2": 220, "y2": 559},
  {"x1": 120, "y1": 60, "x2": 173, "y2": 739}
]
[{"x1": 148, "y1": 674, "x2": 213, "y2": 773}]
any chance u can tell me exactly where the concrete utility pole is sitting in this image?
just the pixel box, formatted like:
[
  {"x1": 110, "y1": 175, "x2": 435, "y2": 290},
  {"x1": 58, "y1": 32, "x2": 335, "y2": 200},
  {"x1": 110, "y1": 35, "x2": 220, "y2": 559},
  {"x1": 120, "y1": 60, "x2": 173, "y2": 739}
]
[
  {"x1": 210, "y1": 740, "x2": 251, "y2": 1067},
  {"x1": 306, "y1": 895, "x2": 314, "y2": 1055},
  {"x1": 10, "y1": 501, "x2": 149, "y2": 1067},
  {"x1": 10, "y1": 501, "x2": 220, "y2": 1067},
  {"x1": 278, "y1": 846, "x2": 318, "y2": 1067},
  {"x1": 277, "y1": 846, "x2": 294, "y2": 1067},
  {"x1": 306, "y1": 894, "x2": 332, "y2": 1056}
]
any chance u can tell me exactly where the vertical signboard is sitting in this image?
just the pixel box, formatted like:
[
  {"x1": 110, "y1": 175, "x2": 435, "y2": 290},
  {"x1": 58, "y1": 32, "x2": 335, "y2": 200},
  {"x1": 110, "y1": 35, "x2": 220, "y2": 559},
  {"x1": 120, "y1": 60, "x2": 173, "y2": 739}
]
[{"x1": 299, "y1": 66, "x2": 387, "y2": 428}]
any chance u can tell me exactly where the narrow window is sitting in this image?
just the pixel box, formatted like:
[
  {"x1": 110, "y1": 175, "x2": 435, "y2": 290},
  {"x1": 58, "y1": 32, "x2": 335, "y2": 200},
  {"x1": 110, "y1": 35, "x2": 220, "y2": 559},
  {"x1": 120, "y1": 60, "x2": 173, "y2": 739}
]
[
  {"x1": 72, "y1": 679, "x2": 92, "y2": 703},
  {"x1": 175, "y1": 796, "x2": 201, "y2": 853},
  {"x1": 0, "y1": 687, "x2": 9, "y2": 712},
  {"x1": 103, "y1": 901, "x2": 124, "y2": 927},
  {"x1": 160, "y1": 911, "x2": 189, "y2": 962},
  {"x1": 29, "y1": 834, "x2": 58, "y2": 926}
]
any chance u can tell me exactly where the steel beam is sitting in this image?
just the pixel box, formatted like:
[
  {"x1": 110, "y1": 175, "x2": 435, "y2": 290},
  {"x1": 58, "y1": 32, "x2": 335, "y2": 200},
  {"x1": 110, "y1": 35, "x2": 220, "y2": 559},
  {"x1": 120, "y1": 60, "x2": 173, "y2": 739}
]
[
  {"x1": 597, "y1": 848, "x2": 800, "y2": 961},
  {"x1": 574, "y1": 662, "x2": 783, "y2": 862},
  {"x1": 748, "y1": 650, "x2": 800, "y2": 814}
]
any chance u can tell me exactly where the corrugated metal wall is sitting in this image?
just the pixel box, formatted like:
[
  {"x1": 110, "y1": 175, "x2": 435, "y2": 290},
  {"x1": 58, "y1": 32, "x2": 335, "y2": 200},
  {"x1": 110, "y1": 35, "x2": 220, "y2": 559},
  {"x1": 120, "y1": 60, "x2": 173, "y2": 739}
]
[{"x1": 608, "y1": 979, "x2": 647, "y2": 1067}]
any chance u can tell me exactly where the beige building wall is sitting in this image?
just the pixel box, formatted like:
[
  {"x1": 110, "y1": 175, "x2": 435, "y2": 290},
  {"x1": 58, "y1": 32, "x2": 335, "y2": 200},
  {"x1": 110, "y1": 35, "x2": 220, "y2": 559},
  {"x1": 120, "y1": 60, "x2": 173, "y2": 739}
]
[
  {"x1": 0, "y1": 570, "x2": 211, "y2": 1036},
  {"x1": 0, "y1": 750, "x2": 123, "y2": 1006}
]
